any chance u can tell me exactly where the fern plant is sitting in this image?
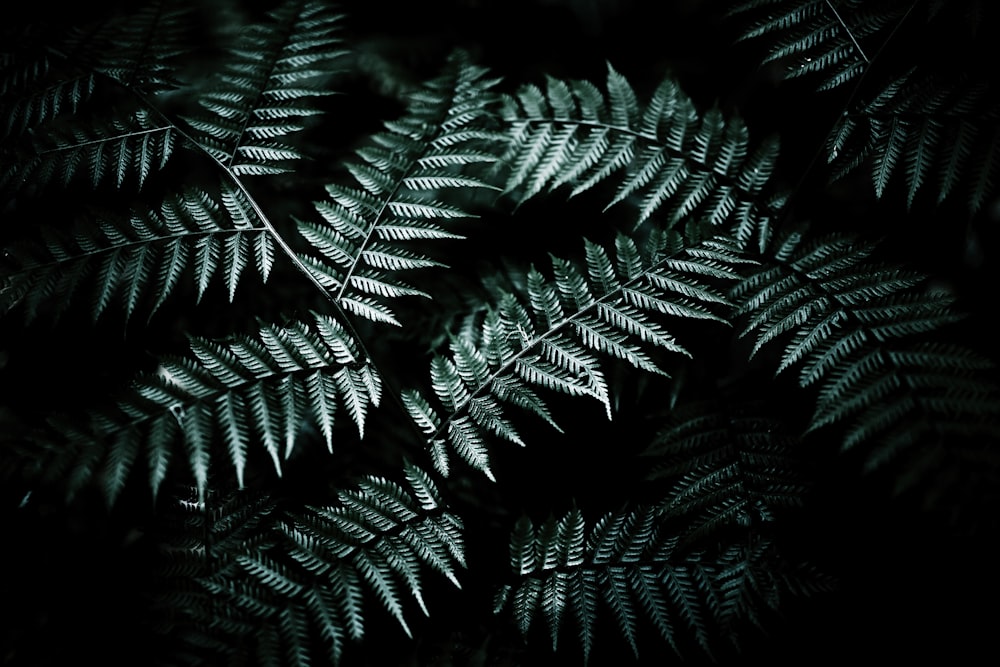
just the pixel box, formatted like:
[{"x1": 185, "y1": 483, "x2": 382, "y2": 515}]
[{"x1": 2, "y1": 1, "x2": 998, "y2": 666}]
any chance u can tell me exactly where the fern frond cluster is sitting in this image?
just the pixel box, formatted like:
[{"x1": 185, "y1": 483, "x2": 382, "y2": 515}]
[
  {"x1": 2, "y1": 0, "x2": 998, "y2": 665},
  {"x1": 152, "y1": 461, "x2": 463, "y2": 666}
]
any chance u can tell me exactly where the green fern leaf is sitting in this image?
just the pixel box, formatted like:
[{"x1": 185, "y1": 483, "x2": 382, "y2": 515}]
[
  {"x1": 47, "y1": 312, "x2": 378, "y2": 503},
  {"x1": 828, "y1": 69, "x2": 1000, "y2": 212},
  {"x1": 499, "y1": 65, "x2": 781, "y2": 238},
  {"x1": 295, "y1": 49, "x2": 505, "y2": 326},
  {"x1": 809, "y1": 342, "x2": 1000, "y2": 470},
  {"x1": 151, "y1": 462, "x2": 462, "y2": 666},
  {"x1": 641, "y1": 399, "x2": 811, "y2": 543},
  {"x1": 1, "y1": 182, "x2": 274, "y2": 323},
  {"x1": 181, "y1": 0, "x2": 347, "y2": 176},
  {"x1": 2, "y1": 108, "x2": 177, "y2": 192},
  {"x1": 496, "y1": 506, "x2": 829, "y2": 662},
  {"x1": 405, "y1": 235, "x2": 745, "y2": 480},
  {"x1": 727, "y1": 0, "x2": 908, "y2": 92},
  {"x1": 732, "y1": 232, "x2": 959, "y2": 384}
]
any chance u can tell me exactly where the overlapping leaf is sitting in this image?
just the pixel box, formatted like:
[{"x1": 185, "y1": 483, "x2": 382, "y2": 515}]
[
  {"x1": 732, "y1": 231, "x2": 1000, "y2": 474},
  {"x1": 493, "y1": 506, "x2": 831, "y2": 663},
  {"x1": 152, "y1": 461, "x2": 463, "y2": 666}
]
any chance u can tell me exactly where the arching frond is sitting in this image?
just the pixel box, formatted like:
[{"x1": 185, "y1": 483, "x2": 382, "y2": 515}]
[
  {"x1": 295, "y1": 49, "x2": 504, "y2": 326},
  {"x1": 809, "y1": 341, "x2": 1000, "y2": 472},
  {"x1": 1, "y1": 180, "x2": 274, "y2": 324},
  {"x1": 403, "y1": 235, "x2": 748, "y2": 480},
  {"x1": 493, "y1": 506, "x2": 832, "y2": 663},
  {"x1": 499, "y1": 65, "x2": 782, "y2": 239},
  {"x1": 1, "y1": 106, "x2": 177, "y2": 192},
  {"x1": 726, "y1": 0, "x2": 911, "y2": 92},
  {"x1": 732, "y1": 232, "x2": 959, "y2": 385},
  {"x1": 641, "y1": 399, "x2": 811, "y2": 544},
  {"x1": 181, "y1": 0, "x2": 347, "y2": 176},
  {"x1": 151, "y1": 461, "x2": 463, "y2": 666},
  {"x1": 36, "y1": 312, "x2": 380, "y2": 504},
  {"x1": 732, "y1": 231, "x2": 1000, "y2": 477},
  {"x1": 828, "y1": 68, "x2": 1000, "y2": 213}
]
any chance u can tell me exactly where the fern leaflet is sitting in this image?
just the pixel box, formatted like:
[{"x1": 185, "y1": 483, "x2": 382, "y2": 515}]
[
  {"x1": 641, "y1": 399, "x2": 811, "y2": 544},
  {"x1": 727, "y1": 0, "x2": 910, "y2": 92},
  {"x1": 1, "y1": 181, "x2": 275, "y2": 323}
]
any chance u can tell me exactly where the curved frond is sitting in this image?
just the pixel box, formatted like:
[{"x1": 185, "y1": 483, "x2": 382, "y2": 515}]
[
  {"x1": 38, "y1": 312, "x2": 380, "y2": 504},
  {"x1": 181, "y1": 0, "x2": 347, "y2": 176},
  {"x1": 404, "y1": 235, "x2": 748, "y2": 480},
  {"x1": 295, "y1": 49, "x2": 505, "y2": 326},
  {"x1": 732, "y1": 231, "x2": 1000, "y2": 477},
  {"x1": 1, "y1": 181, "x2": 275, "y2": 323},
  {"x1": 499, "y1": 65, "x2": 782, "y2": 238},
  {"x1": 732, "y1": 232, "x2": 959, "y2": 384}
]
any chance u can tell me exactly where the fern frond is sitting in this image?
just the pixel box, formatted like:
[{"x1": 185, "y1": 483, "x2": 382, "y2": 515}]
[
  {"x1": 1, "y1": 181, "x2": 274, "y2": 323},
  {"x1": 43, "y1": 312, "x2": 379, "y2": 504},
  {"x1": 181, "y1": 0, "x2": 347, "y2": 176},
  {"x1": 64, "y1": 0, "x2": 193, "y2": 93},
  {"x1": 809, "y1": 341, "x2": 1000, "y2": 470},
  {"x1": 828, "y1": 68, "x2": 1000, "y2": 213},
  {"x1": 494, "y1": 506, "x2": 830, "y2": 662},
  {"x1": 732, "y1": 232, "x2": 959, "y2": 385},
  {"x1": 499, "y1": 65, "x2": 781, "y2": 237},
  {"x1": 641, "y1": 399, "x2": 811, "y2": 543},
  {"x1": 727, "y1": 0, "x2": 910, "y2": 92},
  {"x1": 404, "y1": 235, "x2": 746, "y2": 480},
  {"x1": 295, "y1": 49, "x2": 504, "y2": 326},
  {"x1": 151, "y1": 461, "x2": 463, "y2": 666},
  {"x1": 1, "y1": 106, "x2": 177, "y2": 191},
  {"x1": 733, "y1": 231, "x2": 1000, "y2": 478}
]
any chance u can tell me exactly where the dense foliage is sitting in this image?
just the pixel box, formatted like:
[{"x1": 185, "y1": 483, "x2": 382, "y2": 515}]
[{"x1": 2, "y1": 1, "x2": 998, "y2": 664}]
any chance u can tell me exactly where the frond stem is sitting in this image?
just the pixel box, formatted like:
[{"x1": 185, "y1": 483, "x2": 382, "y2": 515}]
[{"x1": 823, "y1": 0, "x2": 869, "y2": 64}]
